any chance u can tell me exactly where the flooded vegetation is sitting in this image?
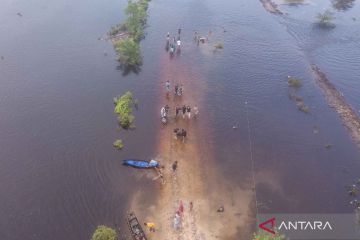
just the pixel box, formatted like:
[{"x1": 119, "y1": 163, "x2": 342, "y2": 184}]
[
  {"x1": 109, "y1": 0, "x2": 151, "y2": 68},
  {"x1": 311, "y1": 64, "x2": 360, "y2": 149}
]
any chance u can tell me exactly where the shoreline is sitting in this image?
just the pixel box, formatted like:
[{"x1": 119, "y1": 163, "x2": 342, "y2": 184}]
[{"x1": 311, "y1": 64, "x2": 360, "y2": 150}]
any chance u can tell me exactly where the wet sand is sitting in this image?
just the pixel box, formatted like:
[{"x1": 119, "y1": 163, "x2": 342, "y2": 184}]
[
  {"x1": 311, "y1": 64, "x2": 360, "y2": 149},
  {"x1": 129, "y1": 52, "x2": 255, "y2": 239}
]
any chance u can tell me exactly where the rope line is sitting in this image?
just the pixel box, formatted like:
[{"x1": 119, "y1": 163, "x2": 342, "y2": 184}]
[{"x1": 244, "y1": 100, "x2": 260, "y2": 225}]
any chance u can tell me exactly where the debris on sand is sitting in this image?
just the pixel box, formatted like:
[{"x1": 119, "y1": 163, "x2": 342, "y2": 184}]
[
  {"x1": 259, "y1": 0, "x2": 283, "y2": 15},
  {"x1": 311, "y1": 64, "x2": 360, "y2": 149},
  {"x1": 217, "y1": 205, "x2": 225, "y2": 213}
]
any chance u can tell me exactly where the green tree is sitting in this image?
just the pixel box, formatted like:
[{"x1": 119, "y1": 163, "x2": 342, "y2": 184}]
[
  {"x1": 91, "y1": 225, "x2": 117, "y2": 240},
  {"x1": 115, "y1": 38, "x2": 141, "y2": 66},
  {"x1": 125, "y1": 0, "x2": 147, "y2": 40},
  {"x1": 114, "y1": 91, "x2": 135, "y2": 128}
]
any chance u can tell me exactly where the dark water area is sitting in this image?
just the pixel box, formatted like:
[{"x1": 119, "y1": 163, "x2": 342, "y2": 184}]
[
  {"x1": 0, "y1": 0, "x2": 162, "y2": 239},
  {"x1": 1, "y1": 0, "x2": 360, "y2": 239},
  {"x1": 201, "y1": 0, "x2": 360, "y2": 215}
]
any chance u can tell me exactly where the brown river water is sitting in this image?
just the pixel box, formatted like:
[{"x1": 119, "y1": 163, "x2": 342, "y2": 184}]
[{"x1": 1, "y1": 0, "x2": 360, "y2": 239}]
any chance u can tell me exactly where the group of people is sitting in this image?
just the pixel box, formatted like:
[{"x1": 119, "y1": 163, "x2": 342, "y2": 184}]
[
  {"x1": 175, "y1": 105, "x2": 198, "y2": 119},
  {"x1": 165, "y1": 80, "x2": 183, "y2": 97},
  {"x1": 173, "y1": 128, "x2": 187, "y2": 142},
  {"x1": 166, "y1": 28, "x2": 182, "y2": 54}
]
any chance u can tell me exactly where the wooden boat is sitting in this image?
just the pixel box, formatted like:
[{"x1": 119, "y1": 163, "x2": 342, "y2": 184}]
[
  {"x1": 127, "y1": 212, "x2": 147, "y2": 240},
  {"x1": 122, "y1": 159, "x2": 158, "y2": 169}
]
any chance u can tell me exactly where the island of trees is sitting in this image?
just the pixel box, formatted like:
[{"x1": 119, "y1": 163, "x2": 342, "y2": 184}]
[{"x1": 108, "y1": 0, "x2": 150, "y2": 67}]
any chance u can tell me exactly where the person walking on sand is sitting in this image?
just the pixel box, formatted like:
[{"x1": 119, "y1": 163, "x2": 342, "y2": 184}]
[
  {"x1": 165, "y1": 80, "x2": 170, "y2": 97},
  {"x1": 182, "y1": 105, "x2": 186, "y2": 119},
  {"x1": 172, "y1": 161, "x2": 178, "y2": 172},
  {"x1": 186, "y1": 105, "x2": 191, "y2": 119},
  {"x1": 175, "y1": 107, "x2": 180, "y2": 118},
  {"x1": 179, "y1": 84, "x2": 184, "y2": 96},
  {"x1": 144, "y1": 222, "x2": 156, "y2": 232},
  {"x1": 174, "y1": 128, "x2": 180, "y2": 139},
  {"x1": 190, "y1": 201, "x2": 193, "y2": 212},
  {"x1": 181, "y1": 129, "x2": 187, "y2": 142},
  {"x1": 175, "y1": 84, "x2": 179, "y2": 96}
]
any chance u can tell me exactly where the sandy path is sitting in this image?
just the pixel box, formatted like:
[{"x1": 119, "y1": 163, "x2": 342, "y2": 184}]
[
  {"x1": 129, "y1": 48, "x2": 255, "y2": 239},
  {"x1": 311, "y1": 64, "x2": 360, "y2": 150}
]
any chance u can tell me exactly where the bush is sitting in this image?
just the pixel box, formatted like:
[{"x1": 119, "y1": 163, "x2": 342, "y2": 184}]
[
  {"x1": 113, "y1": 139, "x2": 124, "y2": 149},
  {"x1": 114, "y1": 91, "x2": 135, "y2": 128},
  {"x1": 214, "y1": 43, "x2": 224, "y2": 49},
  {"x1": 287, "y1": 76, "x2": 302, "y2": 88},
  {"x1": 114, "y1": 38, "x2": 142, "y2": 66},
  {"x1": 316, "y1": 10, "x2": 335, "y2": 27},
  {"x1": 91, "y1": 225, "x2": 117, "y2": 240}
]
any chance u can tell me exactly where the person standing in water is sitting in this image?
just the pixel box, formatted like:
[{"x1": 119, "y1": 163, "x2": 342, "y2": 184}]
[
  {"x1": 165, "y1": 80, "x2": 170, "y2": 94},
  {"x1": 175, "y1": 107, "x2": 180, "y2": 118},
  {"x1": 178, "y1": 28, "x2": 181, "y2": 35},
  {"x1": 186, "y1": 105, "x2": 191, "y2": 119},
  {"x1": 175, "y1": 84, "x2": 179, "y2": 96},
  {"x1": 182, "y1": 105, "x2": 186, "y2": 119},
  {"x1": 193, "y1": 105, "x2": 199, "y2": 118}
]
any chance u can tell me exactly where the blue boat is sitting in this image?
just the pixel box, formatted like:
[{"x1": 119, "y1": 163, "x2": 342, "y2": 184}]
[{"x1": 122, "y1": 159, "x2": 158, "y2": 169}]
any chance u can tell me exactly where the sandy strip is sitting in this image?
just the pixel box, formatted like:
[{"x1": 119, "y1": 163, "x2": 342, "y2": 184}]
[
  {"x1": 129, "y1": 50, "x2": 255, "y2": 239},
  {"x1": 259, "y1": 0, "x2": 284, "y2": 15},
  {"x1": 311, "y1": 64, "x2": 360, "y2": 149}
]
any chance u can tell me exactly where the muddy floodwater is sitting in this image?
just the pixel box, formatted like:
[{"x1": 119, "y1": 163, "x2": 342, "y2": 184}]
[{"x1": 1, "y1": 0, "x2": 360, "y2": 239}]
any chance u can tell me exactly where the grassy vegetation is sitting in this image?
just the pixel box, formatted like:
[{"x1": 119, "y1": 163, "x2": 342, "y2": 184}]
[
  {"x1": 214, "y1": 43, "x2": 224, "y2": 49},
  {"x1": 113, "y1": 139, "x2": 124, "y2": 150},
  {"x1": 109, "y1": 0, "x2": 150, "y2": 67},
  {"x1": 114, "y1": 91, "x2": 135, "y2": 129},
  {"x1": 91, "y1": 225, "x2": 117, "y2": 240},
  {"x1": 316, "y1": 10, "x2": 335, "y2": 27},
  {"x1": 252, "y1": 231, "x2": 285, "y2": 240},
  {"x1": 289, "y1": 93, "x2": 310, "y2": 113},
  {"x1": 287, "y1": 76, "x2": 302, "y2": 88}
]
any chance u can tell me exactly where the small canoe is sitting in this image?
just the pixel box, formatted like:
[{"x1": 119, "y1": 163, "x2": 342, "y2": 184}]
[{"x1": 123, "y1": 159, "x2": 158, "y2": 169}]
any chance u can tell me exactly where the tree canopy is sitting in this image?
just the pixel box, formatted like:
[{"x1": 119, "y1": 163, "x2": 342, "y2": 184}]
[{"x1": 91, "y1": 225, "x2": 117, "y2": 240}]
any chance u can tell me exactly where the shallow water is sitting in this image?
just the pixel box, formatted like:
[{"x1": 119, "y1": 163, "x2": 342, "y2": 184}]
[{"x1": 1, "y1": 0, "x2": 360, "y2": 239}]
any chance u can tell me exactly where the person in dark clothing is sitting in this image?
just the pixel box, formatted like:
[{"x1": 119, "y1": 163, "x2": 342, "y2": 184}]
[
  {"x1": 182, "y1": 105, "x2": 186, "y2": 118},
  {"x1": 174, "y1": 128, "x2": 180, "y2": 139},
  {"x1": 186, "y1": 105, "x2": 191, "y2": 119},
  {"x1": 175, "y1": 84, "x2": 179, "y2": 96},
  {"x1": 181, "y1": 129, "x2": 187, "y2": 142},
  {"x1": 172, "y1": 161, "x2": 178, "y2": 172},
  {"x1": 175, "y1": 107, "x2": 180, "y2": 118},
  {"x1": 178, "y1": 28, "x2": 181, "y2": 35}
]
